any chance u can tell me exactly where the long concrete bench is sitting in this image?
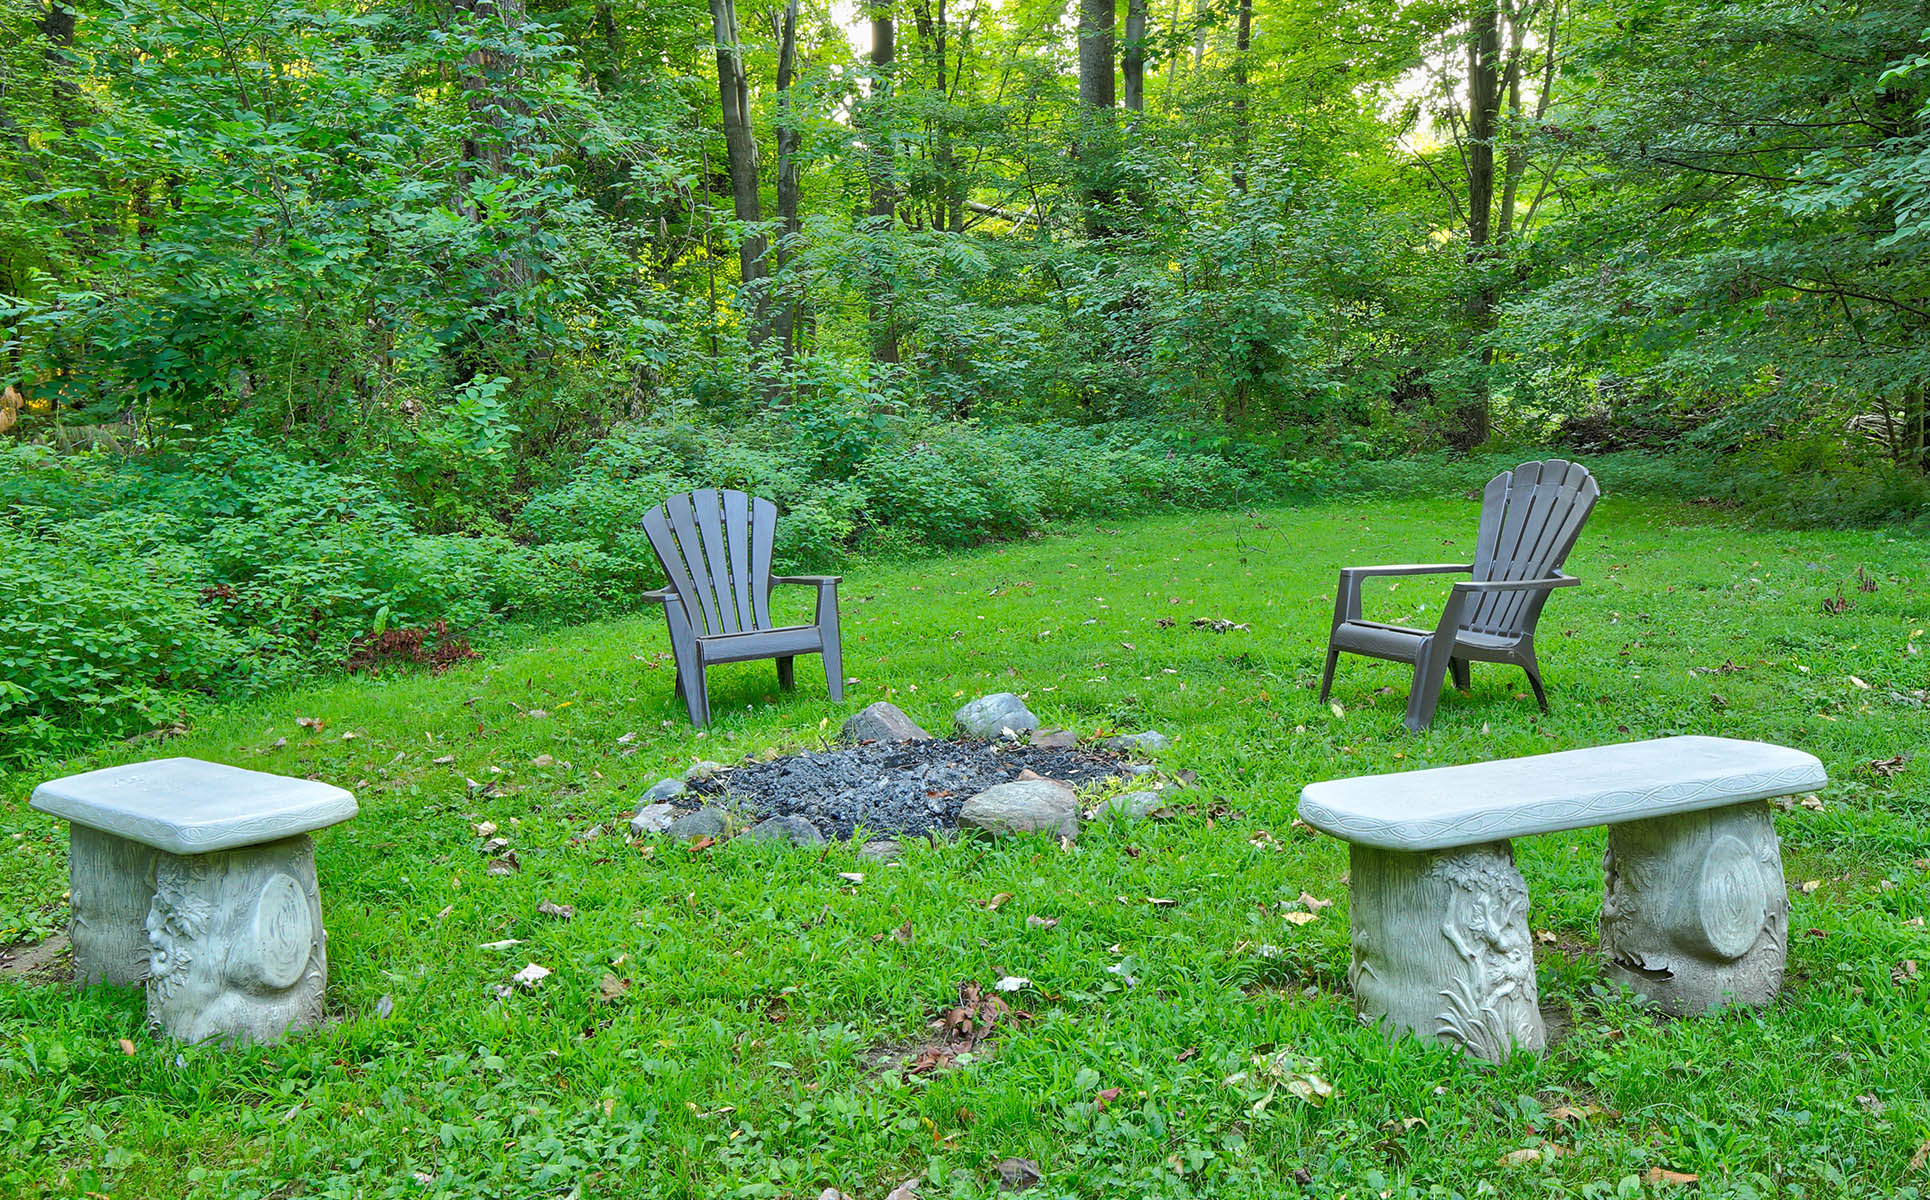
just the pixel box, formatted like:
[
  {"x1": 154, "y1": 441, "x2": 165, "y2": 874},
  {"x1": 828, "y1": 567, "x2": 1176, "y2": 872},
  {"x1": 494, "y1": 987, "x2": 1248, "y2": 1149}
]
[
  {"x1": 1297, "y1": 736, "x2": 1827, "y2": 1061},
  {"x1": 31, "y1": 757, "x2": 357, "y2": 1046}
]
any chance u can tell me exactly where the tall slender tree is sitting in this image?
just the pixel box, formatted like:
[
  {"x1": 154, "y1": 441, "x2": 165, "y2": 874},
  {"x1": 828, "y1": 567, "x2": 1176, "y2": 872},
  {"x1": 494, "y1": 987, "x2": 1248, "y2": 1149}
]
[{"x1": 707, "y1": 0, "x2": 772, "y2": 351}]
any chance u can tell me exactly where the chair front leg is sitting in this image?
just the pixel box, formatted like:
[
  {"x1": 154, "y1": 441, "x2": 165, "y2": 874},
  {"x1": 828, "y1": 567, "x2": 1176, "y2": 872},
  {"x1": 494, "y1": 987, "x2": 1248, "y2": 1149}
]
[
  {"x1": 1403, "y1": 586, "x2": 1474, "y2": 733},
  {"x1": 815, "y1": 581, "x2": 844, "y2": 702}
]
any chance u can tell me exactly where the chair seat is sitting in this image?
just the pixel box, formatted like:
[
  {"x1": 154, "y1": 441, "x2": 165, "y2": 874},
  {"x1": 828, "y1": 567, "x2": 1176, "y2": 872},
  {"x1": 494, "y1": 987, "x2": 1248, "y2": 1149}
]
[
  {"x1": 1331, "y1": 620, "x2": 1522, "y2": 664},
  {"x1": 696, "y1": 623, "x2": 824, "y2": 664}
]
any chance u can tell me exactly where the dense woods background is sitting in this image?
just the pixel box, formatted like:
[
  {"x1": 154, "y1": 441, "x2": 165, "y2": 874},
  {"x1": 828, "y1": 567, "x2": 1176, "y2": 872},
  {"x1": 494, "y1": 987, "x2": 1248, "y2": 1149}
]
[{"x1": 4, "y1": 0, "x2": 1930, "y2": 755}]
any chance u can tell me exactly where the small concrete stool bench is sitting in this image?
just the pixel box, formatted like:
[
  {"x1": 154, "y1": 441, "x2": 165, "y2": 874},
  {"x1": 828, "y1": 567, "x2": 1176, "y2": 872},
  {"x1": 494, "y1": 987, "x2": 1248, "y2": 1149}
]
[
  {"x1": 1297, "y1": 736, "x2": 1826, "y2": 1061},
  {"x1": 31, "y1": 757, "x2": 357, "y2": 1046}
]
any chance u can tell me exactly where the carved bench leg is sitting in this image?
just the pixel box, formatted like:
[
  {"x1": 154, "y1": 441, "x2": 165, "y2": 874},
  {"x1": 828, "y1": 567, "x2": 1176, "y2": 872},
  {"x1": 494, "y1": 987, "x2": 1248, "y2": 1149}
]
[
  {"x1": 1600, "y1": 801, "x2": 1786, "y2": 1015},
  {"x1": 145, "y1": 834, "x2": 329, "y2": 1046},
  {"x1": 69, "y1": 824, "x2": 158, "y2": 986},
  {"x1": 1348, "y1": 840, "x2": 1545, "y2": 1061}
]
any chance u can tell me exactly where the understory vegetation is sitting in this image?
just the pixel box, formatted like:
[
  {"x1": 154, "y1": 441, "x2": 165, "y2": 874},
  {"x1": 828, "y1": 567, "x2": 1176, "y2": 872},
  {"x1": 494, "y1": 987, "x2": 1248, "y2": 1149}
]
[{"x1": 2, "y1": 498, "x2": 1925, "y2": 1197}]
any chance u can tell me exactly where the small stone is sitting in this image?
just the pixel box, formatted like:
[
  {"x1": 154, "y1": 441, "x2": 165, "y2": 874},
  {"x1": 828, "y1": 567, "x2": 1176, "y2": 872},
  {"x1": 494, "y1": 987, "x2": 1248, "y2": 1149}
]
[
  {"x1": 684, "y1": 760, "x2": 726, "y2": 782},
  {"x1": 742, "y1": 815, "x2": 826, "y2": 845},
  {"x1": 1095, "y1": 790, "x2": 1165, "y2": 821},
  {"x1": 858, "y1": 839, "x2": 904, "y2": 861},
  {"x1": 959, "y1": 780, "x2": 1078, "y2": 840},
  {"x1": 629, "y1": 803, "x2": 681, "y2": 836},
  {"x1": 996, "y1": 1158, "x2": 1043, "y2": 1192},
  {"x1": 1122, "y1": 763, "x2": 1157, "y2": 777},
  {"x1": 1029, "y1": 728, "x2": 1075, "y2": 750},
  {"x1": 642, "y1": 777, "x2": 688, "y2": 804},
  {"x1": 665, "y1": 806, "x2": 732, "y2": 840},
  {"x1": 955, "y1": 693, "x2": 1040, "y2": 739},
  {"x1": 1103, "y1": 730, "x2": 1171, "y2": 755},
  {"x1": 842, "y1": 701, "x2": 933, "y2": 744}
]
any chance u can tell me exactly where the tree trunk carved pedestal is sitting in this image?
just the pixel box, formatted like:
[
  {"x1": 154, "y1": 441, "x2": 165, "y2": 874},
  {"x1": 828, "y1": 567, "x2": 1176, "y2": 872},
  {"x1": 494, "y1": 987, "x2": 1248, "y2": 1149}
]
[{"x1": 32, "y1": 758, "x2": 356, "y2": 1047}]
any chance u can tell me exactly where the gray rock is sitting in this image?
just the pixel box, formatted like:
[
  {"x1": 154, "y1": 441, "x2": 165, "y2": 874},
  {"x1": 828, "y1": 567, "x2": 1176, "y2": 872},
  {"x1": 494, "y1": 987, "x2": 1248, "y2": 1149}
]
[
  {"x1": 742, "y1": 815, "x2": 826, "y2": 845},
  {"x1": 1095, "y1": 790, "x2": 1165, "y2": 821},
  {"x1": 641, "y1": 777, "x2": 688, "y2": 804},
  {"x1": 997, "y1": 1158, "x2": 1043, "y2": 1192},
  {"x1": 842, "y1": 701, "x2": 932, "y2": 744},
  {"x1": 665, "y1": 806, "x2": 732, "y2": 840},
  {"x1": 1102, "y1": 730, "x2": 1171, "y2": 755},
  {"x1": 1122, "y1": 763, "x2": 1157, "y2": 778},
  {"x1": 1029, "y1": 728, "x2": 1075, "y2": 750},
  {"x1": 629, "y1": 803, "x2": 681, "y2": 836},
  {"x1": 857, "y1": 838, "x2": 904, "y2": 861},
  {"x1": 958, "y1": 780, "x2": 1078, "y2": 840},
  {"x1": 683, "y1": 761, "x2": 726, "y2": 782},
  {"x1": 955, "y1": 693, "x2": 1040, "y2": 739}
]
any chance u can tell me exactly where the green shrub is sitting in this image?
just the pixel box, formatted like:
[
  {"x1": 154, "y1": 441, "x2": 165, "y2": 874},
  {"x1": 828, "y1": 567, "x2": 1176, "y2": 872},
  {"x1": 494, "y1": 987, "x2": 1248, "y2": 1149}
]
[{"x1": 0, "y1": 507, "x2": 243, "y2": 760}]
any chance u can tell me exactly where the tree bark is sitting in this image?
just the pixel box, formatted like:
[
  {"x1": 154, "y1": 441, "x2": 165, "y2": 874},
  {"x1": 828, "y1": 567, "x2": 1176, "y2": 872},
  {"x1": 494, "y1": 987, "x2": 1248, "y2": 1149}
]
[
  {"x1": 866, "y1": 1, "x2": 899, "y2": 363},
  {"x1": 1123, "y1": 0, "x2": 1147, "y2": 113},
  {"x1": 772, "y1": 0, "x2": 802, "y2": 365},
  {"x1": 1231, "y1": 0, "x2": 1251, "y2": 193},
  {"x1": 1452, "y1": 0, "x2": 1504, "y2": 449},
  {"x1": 1078, "y1": 0, "x2": 1115, "y2": 109},
  {"x1": 708, "y1": 0, "x2": 772, "y2": 350}
]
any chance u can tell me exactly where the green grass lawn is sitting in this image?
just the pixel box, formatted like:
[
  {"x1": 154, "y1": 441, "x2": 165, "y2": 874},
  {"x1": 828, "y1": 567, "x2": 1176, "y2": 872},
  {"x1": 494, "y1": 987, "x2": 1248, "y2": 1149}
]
[{"x1": 3, "y1": 495, "x2": 1927, "y2": 1199}]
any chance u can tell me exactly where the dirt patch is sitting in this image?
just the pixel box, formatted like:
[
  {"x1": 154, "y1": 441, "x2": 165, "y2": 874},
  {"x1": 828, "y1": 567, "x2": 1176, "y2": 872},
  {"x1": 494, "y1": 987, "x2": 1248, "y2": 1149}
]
[
  {"x1": 689, "y1": 739, "x2": 1136, "y2": 840},
  {"x1": 0, "y1": 931, "x2": 73, "y2": 984}
]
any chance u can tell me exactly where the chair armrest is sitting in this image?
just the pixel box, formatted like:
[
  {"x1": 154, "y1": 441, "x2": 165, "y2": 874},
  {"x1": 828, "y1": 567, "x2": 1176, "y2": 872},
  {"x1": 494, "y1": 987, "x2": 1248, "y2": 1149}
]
[
  {"x1": 772, "y1": 575, "x2": 842, "y2": 586},
  {"x1": 1338, "y1": 563, "x2": 1474, "y2": 579},
  {"x1": 1333, "y1": 564, "x2": 1473, "y2": 626},
  {"x1": 1447, "y1": 572, "x2": 1580, "y2": 595},
  {"x1": 773, "y1": 575, "x2": 839, "y2": 627},
  {"x1": 639, "y1": 586, "x2": 677, "y2": 605}
]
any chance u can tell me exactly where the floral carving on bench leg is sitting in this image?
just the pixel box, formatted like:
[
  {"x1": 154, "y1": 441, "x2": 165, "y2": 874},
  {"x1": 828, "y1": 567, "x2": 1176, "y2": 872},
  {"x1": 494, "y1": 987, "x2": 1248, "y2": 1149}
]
[
  {"x1": 1600, "y1": 801, "x2": 1786, "y2": 1016},
  {"x1": 1348, "y1": 841, "x2": 1545, "y2": 1061},
  {"x1": 1433, "y1": 850, "x2": 1541, "y2": 1061}
]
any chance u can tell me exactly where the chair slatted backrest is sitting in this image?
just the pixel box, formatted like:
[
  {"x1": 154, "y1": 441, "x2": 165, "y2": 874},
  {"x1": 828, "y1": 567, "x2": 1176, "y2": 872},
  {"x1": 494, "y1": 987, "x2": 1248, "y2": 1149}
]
[
  {"x1": 1462, "y1": 460, "x2": 1600, "y2": 639},
  {"x1": 641, "y1": 489, "x2": 778, "y2": 638}
]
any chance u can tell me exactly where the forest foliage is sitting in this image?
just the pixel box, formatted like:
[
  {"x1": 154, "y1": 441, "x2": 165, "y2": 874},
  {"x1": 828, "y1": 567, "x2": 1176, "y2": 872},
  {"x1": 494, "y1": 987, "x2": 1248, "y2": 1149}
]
[{"x1": 3, "y1": 0, "x2": 1930, "y2": 755}]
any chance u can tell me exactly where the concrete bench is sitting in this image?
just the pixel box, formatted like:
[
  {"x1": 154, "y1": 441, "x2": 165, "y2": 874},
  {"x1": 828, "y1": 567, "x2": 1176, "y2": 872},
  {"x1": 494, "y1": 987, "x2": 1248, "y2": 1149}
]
[
  {"x1": 1297, "y1": 736, "x2": 1826, "y2": 1061},
  {"x1": 31, "y1": 757, "x2": 357, "y2": 1046}
]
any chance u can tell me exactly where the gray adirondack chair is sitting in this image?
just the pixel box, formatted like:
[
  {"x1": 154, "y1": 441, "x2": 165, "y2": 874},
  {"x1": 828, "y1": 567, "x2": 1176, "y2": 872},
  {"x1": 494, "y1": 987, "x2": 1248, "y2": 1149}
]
[
  {"x1": 1319, "y1": 459, "x2": 1600, "y2": 732},
  {"x1": 640, "y1": 489, "x2": 844, "y2": 726}
]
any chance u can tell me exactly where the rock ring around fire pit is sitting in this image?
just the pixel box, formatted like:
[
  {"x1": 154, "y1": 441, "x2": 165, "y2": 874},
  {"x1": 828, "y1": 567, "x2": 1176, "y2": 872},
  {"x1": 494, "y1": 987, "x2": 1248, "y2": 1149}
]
[{"x1": 628, "y1": 698, "x2": 1175, "y2": 845}]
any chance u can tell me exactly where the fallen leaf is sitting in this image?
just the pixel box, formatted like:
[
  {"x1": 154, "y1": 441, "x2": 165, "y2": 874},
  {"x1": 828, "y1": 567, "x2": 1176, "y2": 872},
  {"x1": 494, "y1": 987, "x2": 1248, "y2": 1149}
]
[
  {"x1": 985, "y1": 892, "x2": 1014, "y2": 911},
  {"x1": 1535, "y1": 929, "x2": 1557, "y2": 944},
  {"x1": 1849, "y1": 675, "x2": 1871, "y2": 689},
  {"x1": 434, "y1": 754, "x2": 455, "y2": 765},
  {"x1": 475, "y1": 821, "x2": 498, "y2": 838},
  {"x1": 295, "y1": 716, "x2": 324, "y2": 731},
  {"x1": 1894, "y1": 959, "x2": 1919, "y2": 984},
  {"x1": 598, "y1": 974, "x2": 630, "y2": 1002},
  {"x1": 616, "y1": 732, "x2": 637, "y2": 744},
  {"x1": 1297, "y1": 891, "x2": 1333, "y2": 911},
  {"x1": 817, "y1": 1191, "x2": 857, "y2": 1200},
  {"x1": 1799, "y1": 794, "x2": 1825, "y2": 811},
  {"x1": 687, "y1": 836, "x2": 716, "y2": 853},
  {"x1": 479, "y1": 939, "x2": 523, "y2": 950},
  {"x1": 1911, "y1": 1138, "x2": 1930, "y2": 1173},
  {"x1": 892, "y1": 920, "x2": 914, "y2": 944},
  {"x1": 511, "y1": 963, "x2": 551, "y2": 989},
  {"x1": 1095, "y1": 1086, "x2": 1123, "y2": 1110},
  {"x1": 341, "y1": 730, "x2": 359, "y2": 741},
  {"x1": 117, "y1": 1038, "x2": 136, "y2": 1056},
  {"x1": 531, "y1": 754, "x2": 555, "y2": 767},
  {"x1": 994, "y1": 975, "x2": 1031, "y2": 993},
  {"x1": 1282, "y1": 911, "x2": 1319, "y2": 926},
  {"x1": 995, "y1": 1157, "x2": 1042, "y2": 1192},
  {"x1": 1499, "y1": 1148, "x2": 1545, "y2": 1167},
  {"x1": 1146, "y1": 896, "x2": 1177, "y2": 907},
  {"x1": 1800, "y1": 879, "x2": 1821, "y2": 894},
  {"x1": 908, "y1": 1049, "x2": 955, "y2": 1075},
  {"x1": 536, "y1": 900, "x2": 575, "y2": 920},
  {"x1": 1176, "y1": 1046, "x2": 1198, "y2": 1063},
  {"x1": 527, "y1": 709, "x2": 548, "y2": 719},
  {"x1": 884, "y1": 1177, "x2": 920, "y2": 1200},
  {"x1": 1642, "y1": 1168, "x2": 1698, "y2": 1186},
  {"x1": 1871, "y1": 755, "x2": 1909, "y2": 777},
  {"x1": 1025, "y1": 915, "x2": 1059, "y2": 929},
  {"x1": 836, "y1": 872, "x2": 865, "y2": 884},
  {"x1": 374, "y1": 994, "x2": 395, "y2": 1020}
]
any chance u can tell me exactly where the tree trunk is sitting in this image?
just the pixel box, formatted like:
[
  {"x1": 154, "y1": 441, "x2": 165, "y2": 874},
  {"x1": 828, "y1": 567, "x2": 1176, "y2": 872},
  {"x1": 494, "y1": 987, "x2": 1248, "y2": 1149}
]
[
  {"x1": 1454, "y1": 0, "x2": 1504, "y2": 449},
  {"x1": 772, "y1": 0, "x2": 803, "y2": 367},
  {"x1": 708, "y1": 0, "x2": 772, "y2": 350},
  {"x1": 1078, "y1": 0, "x2": 1115, "y2": 109},
  {"x1": 1123, "y1": 0, "x2": 1147, "y2": 112},
  {"x1": 1231, "y1": 0, "x2": 1251, "y2": 193},
  {"x1": 866, "y1": 2, "x2": 899, "y2": 364}
]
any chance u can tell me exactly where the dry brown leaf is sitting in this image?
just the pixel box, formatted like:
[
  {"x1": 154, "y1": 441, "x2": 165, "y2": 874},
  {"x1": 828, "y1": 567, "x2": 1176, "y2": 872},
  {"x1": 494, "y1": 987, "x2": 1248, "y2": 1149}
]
[
  {"x1": 117, "y1": 1038, "x2": 137, "y2": 1056},
  {"x1": 1910, "y1": 1138, "x2": 1930, "y2": 1173},
  {"x1": 475, "y1": 821, "x2": 498, "y2": 838},
  {"x1": 1893, "y1": 959, "x2": 1919, "y2": 983},
  {"x1": 536, "y1": 900, "x2": 574, "y2": 920},
  {"x1": 884, "y1": 1178, "x2": 920, "y2": 1200},
  {"x1": 1642, "y1": 1168, "x2": 1698, "y2": 1186},
  {"x1": 687, "y1": 836, "x2": 716, "y2": 853},
  {"x1": 1297, "y1": 891, "x2": 1334, "y2": 911},
  {"x1": 598, "y1": 974, "x2": 630, "y2": 1002},
  {"x1": 1095, "y1": 1086, "x2": 1123, "y2": 1110},
  {"x1": 1499, "y1": 1148, "x2": 1545, "y2": 1167},
  {"x1": 1871, "y1": 755, "x2": 1909, "y2": 777},
  {"x1": 1025, "y1": 914, "x2": 1059, "y2": 929},
  {"x1": 985, "y1": 892, "x2": 1015, "y2": 911},
  {"x1": 1176, "y1": 1046, "x2": 1198, "y2": 1063}
]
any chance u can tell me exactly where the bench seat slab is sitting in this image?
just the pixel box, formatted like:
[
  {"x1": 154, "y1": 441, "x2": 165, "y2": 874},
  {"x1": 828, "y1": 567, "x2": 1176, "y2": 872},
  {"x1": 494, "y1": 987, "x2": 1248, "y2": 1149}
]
[
  {"x1": 31, "y1": 757, "x2": 357, "y2": 856},
  {"x1": 1349, "y1": 840, "x2": 1545, "y2": 1062},
  {"x1": 1298, "y1": 736, "x2": 1825, "y2": 851},
  {"x1": 1600, "y1": 802, "x2": 1787, "y2": 1015}
]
